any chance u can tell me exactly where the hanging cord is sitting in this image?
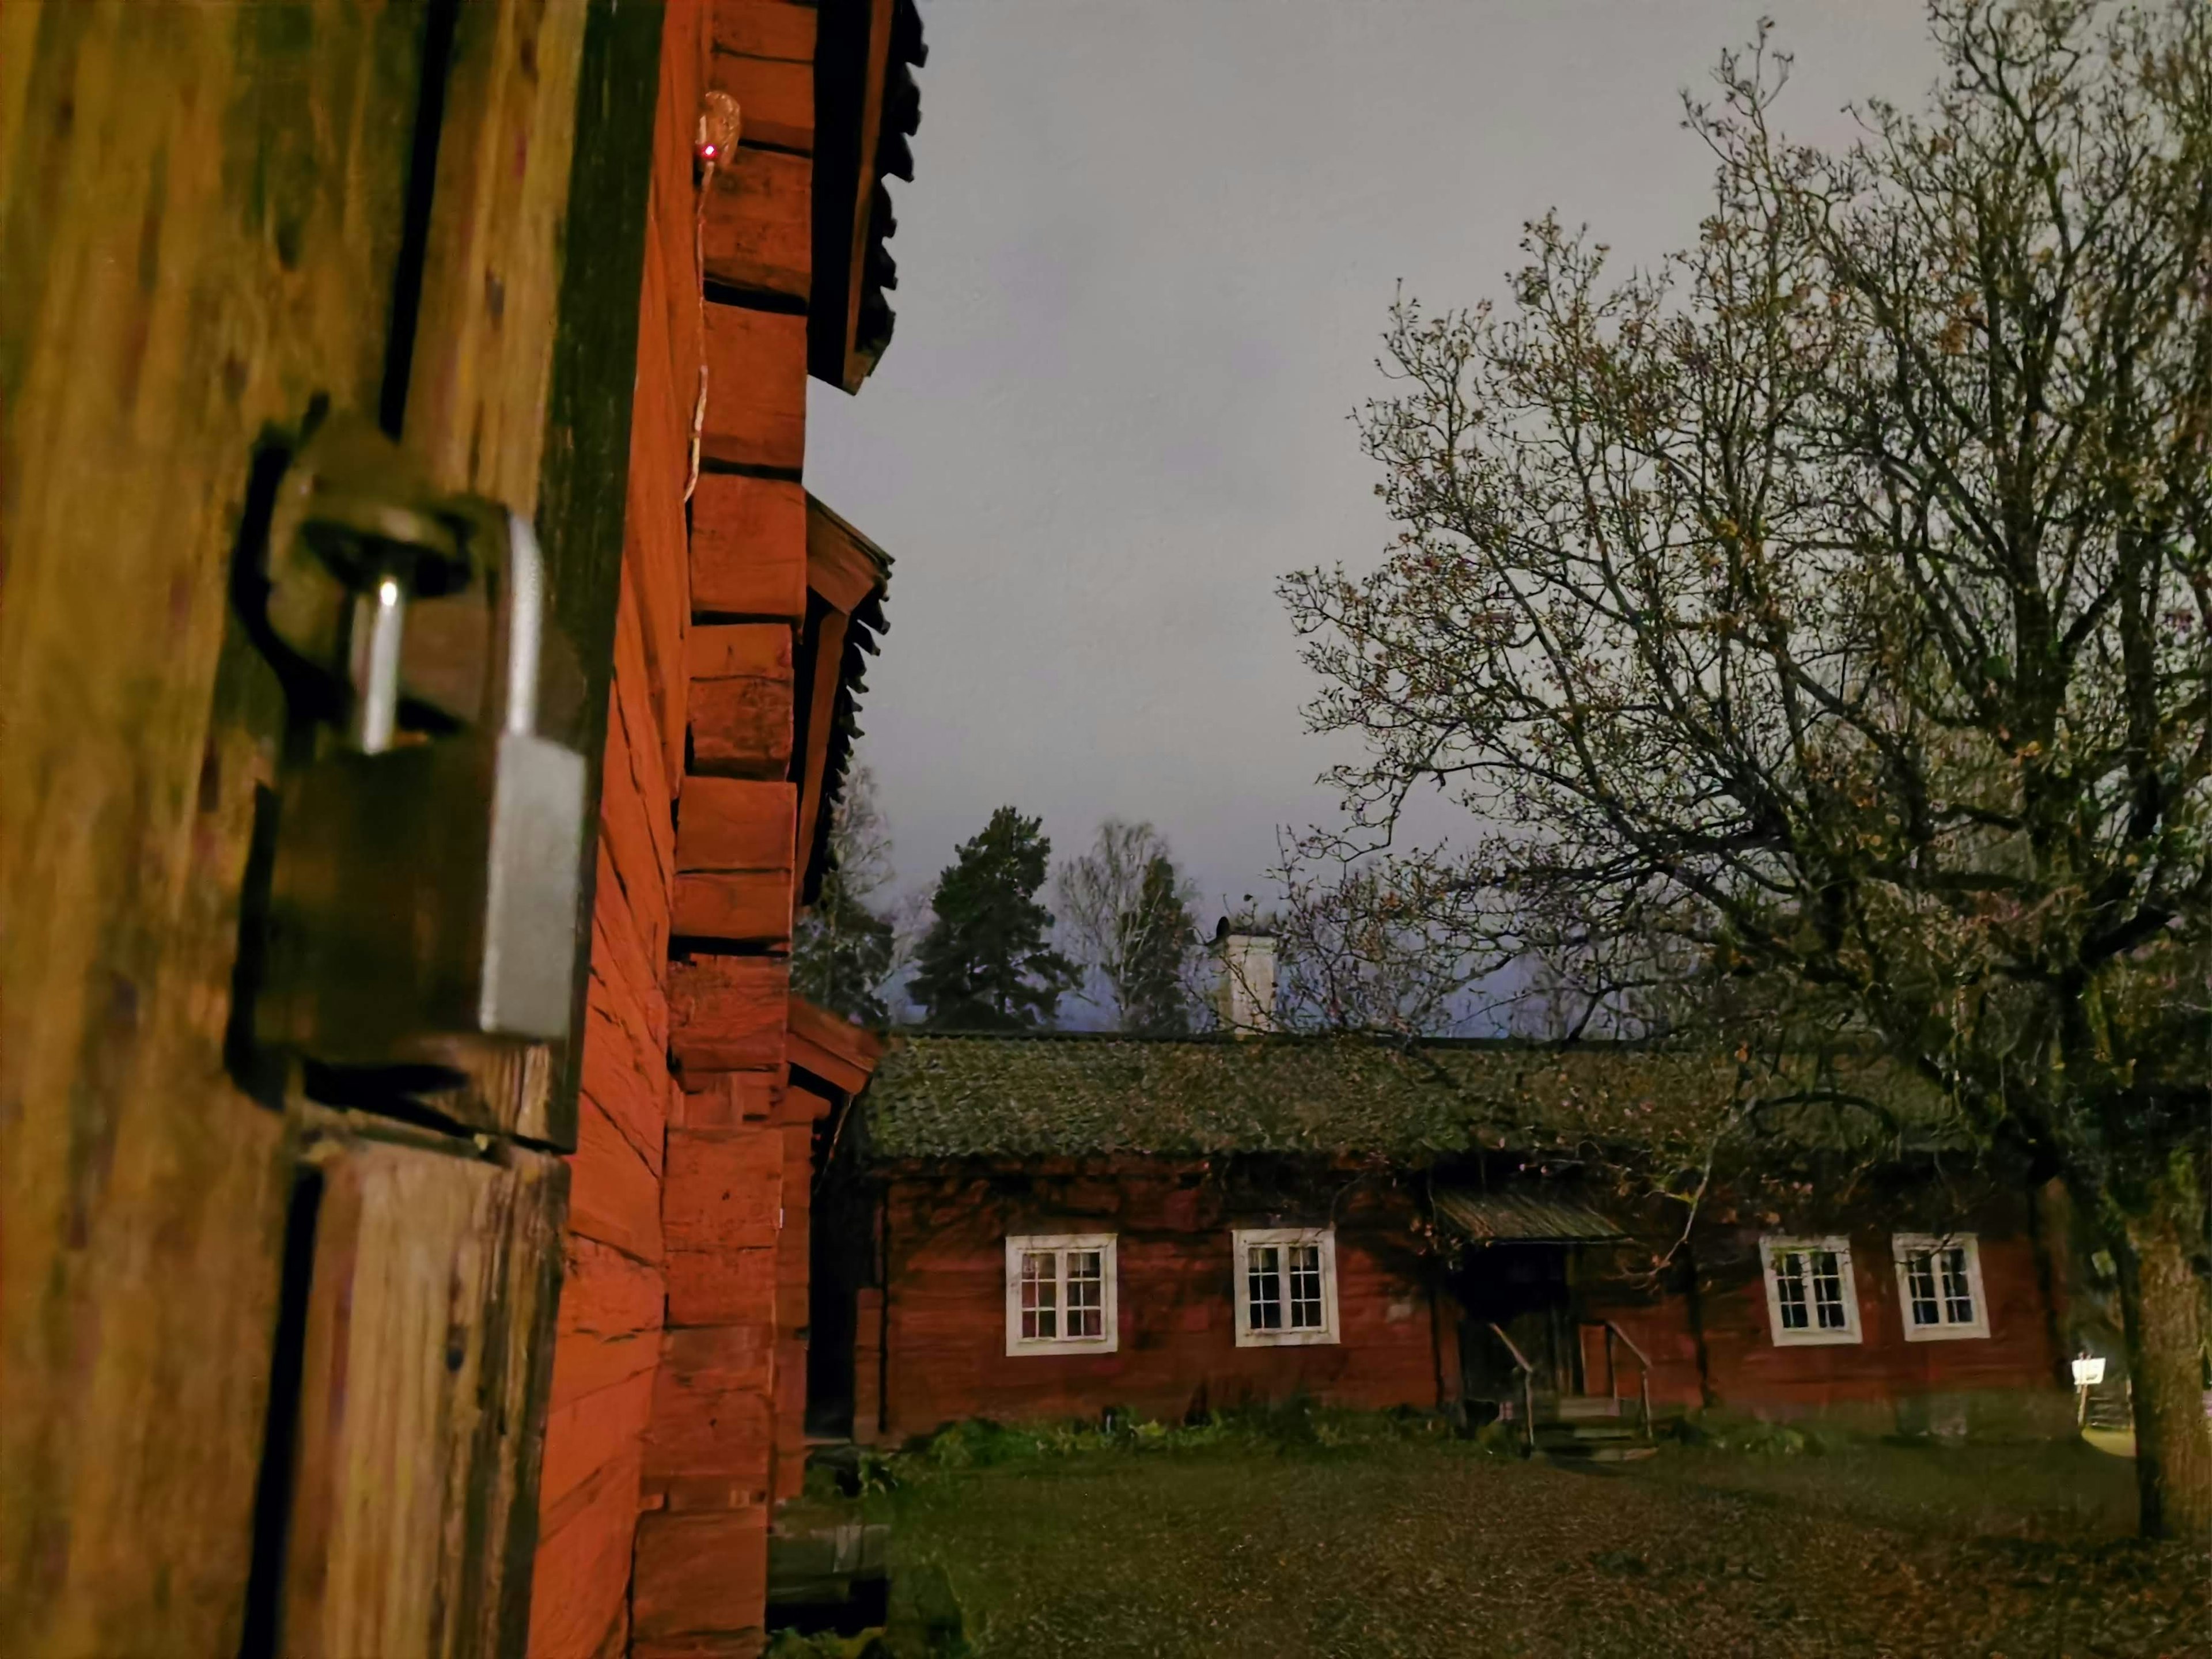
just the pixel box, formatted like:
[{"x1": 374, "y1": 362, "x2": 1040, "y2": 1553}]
[{"x1": 688, "y1": 91, "x2": 743, "y2": 503}]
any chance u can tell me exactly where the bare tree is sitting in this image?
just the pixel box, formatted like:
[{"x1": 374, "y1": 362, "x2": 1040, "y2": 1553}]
[
  {"x1": 1282, "y1": 1, "x2": 2210, "y2": 1535},
  {"x1": 1055, "y1": 820, "x2": 1203, "y2": 1033}
]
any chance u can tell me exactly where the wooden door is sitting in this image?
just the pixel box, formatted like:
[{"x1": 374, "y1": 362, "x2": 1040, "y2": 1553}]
[{"x1": 1, "y1": 5, "x2": 658, "y2": 1654}]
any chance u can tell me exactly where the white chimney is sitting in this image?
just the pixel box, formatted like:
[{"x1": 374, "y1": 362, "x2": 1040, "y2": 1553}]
[{"x1": 1213, "y1": 921, "x2": 1277, "y2": 1036}]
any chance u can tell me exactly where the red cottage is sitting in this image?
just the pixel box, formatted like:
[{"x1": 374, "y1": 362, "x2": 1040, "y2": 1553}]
[{"x1": 823, "y1": 1011, "x2": 2079, "y2": 1453}]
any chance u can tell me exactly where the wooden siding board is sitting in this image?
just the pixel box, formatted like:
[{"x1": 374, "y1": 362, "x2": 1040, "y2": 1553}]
[
  {"x1": 567, "y1": 1095, "x2": 666, "y2": 1266},
  {"x1": 526, "y1": 1448, "x2": 646, "y2": 1659},
  {"x1": 581, "y1": 968, "x2": 670, "y2": 1181},
  {"x1": 538, "y1": 1363, "x2": 657, "y2": 1530}
]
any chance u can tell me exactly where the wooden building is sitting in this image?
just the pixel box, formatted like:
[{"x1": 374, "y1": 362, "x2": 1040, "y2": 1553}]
[
  {"x1": 828, "y1": 1029, "x2": 2075, "y2": 1449},
  {"x1": 529, "y1": 5, "x2": 921, "y2": 1657},
  {"x1": 6, "y1": 3, "x2": 922, "y2": 1656}
]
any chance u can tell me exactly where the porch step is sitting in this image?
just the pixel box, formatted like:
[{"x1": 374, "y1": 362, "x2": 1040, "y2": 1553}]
[
  {"x1": 1546, "y1": 1396, "x2": 1625, "y2": 1422},
  {"x1": 1543, "y1": 1441, "x2": 1660, "y2": 1463}
]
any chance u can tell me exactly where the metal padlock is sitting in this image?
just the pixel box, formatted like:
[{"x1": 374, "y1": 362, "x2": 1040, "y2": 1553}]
[{"x1": 260, "y1": 420, "x2": 586, "y2": 1069}]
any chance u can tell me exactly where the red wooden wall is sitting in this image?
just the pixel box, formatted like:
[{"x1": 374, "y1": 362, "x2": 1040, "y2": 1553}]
[
  {"x1": 1678, "y1": 1186, "x2": 2065, "y2": 1427},
  {"x1": 529, "y1": 4, "x2": 853, "y2": 1656},
  {"x1": 869, "y1": 1162, "x2": 2069, "y2": 1446},
  {"x1": 873, "y1": 1164, "x2": 1451, "y2": 1442}
]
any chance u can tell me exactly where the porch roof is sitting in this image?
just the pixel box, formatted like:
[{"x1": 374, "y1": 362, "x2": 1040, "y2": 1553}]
[
  {"x1": 859, "y1": 1032, "x2": 1950, "y2": 1162},
  {"x1": 1430, "y1": 1185, "x2": 1628, "y2": 1243}
]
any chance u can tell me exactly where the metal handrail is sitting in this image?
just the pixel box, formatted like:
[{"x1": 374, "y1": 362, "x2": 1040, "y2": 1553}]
[
  {"x1": 1599, "y1": 1319, "x2": 1654, "y2": 1442},
  {"x1": 1487, "y1": 1321, "x2": 1538, "y2": 1456}
]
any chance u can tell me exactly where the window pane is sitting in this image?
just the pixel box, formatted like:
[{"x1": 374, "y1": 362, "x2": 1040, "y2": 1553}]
[
  {"x1": 1810, "y1": 1251, "x2": 1848, "y2": 1329},
  {"x1": 1773, "y1": 1251, "x2": 1810, "y2": 1330},
  {"x1": 1288, "y1": 1243, "x2": 1325, "y2": 1330},
  {"x1": 1020, "y1": 1250, "x2": 1056, "y2": 1340},
  {"x1": 1066, "y1": 1249, "x2": 1103, "y2": 1340},
  {"x1": 1248, "y1": 1245, "x2": 1282, "y2": 1331},
  {"x1": 1905, "y1": 1251, "x2": 1940, "y2": 1327},
  {"x1": 1940, "y1": 1246, "x2": 1974, "y2": 1325}
]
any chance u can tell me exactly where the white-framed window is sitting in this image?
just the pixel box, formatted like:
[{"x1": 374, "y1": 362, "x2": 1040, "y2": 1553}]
[
  {"x1": 1004, "y1": 1233, "x2": 1118, "y2": 1356},
  {"x1": 1758, "y1": 1236, "x2": 1863, "y2": 1346},
  {"x1": 1232, "y1": 1227, "x2": 1339, "y2": 1348},
  {"x1": 1892, "y1": 1232, "x2": 1991, "y2": 1340}
]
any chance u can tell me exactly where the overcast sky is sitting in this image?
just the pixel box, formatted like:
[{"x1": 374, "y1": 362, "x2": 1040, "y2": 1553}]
[{"x1": 805, "y1": 0, "x2": 1941, "y2": 922}]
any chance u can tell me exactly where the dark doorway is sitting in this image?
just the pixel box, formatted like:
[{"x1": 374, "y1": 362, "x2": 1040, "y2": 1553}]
[{"x1": 1453, "y1": 1244, "x2": 1577, "y2": 1405}]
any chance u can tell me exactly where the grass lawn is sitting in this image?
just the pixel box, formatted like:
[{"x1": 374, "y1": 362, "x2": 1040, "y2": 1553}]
[{"x1": 865, "y1": 1432, "x2": 2206, "y2": 1658}]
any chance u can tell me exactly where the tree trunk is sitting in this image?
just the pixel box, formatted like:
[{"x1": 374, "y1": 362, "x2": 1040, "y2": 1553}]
[{"x1": 2112, "y1": 1161, "x2": 2212, "y2": 1540}]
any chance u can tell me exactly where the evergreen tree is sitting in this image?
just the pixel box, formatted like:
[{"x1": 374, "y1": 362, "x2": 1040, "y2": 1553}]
[
  {"x1": 910, "y1": 806, "x2": 1075, "y2": 1029},
  {"x1": 791, "y1": 767, "x2": 898, "y2": 1027}
]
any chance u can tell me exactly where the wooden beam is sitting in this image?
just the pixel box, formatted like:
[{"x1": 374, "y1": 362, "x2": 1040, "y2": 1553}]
[
  {"x1": 786, "y1": 995, "x2": 887, "y2": 1096},
  {"x1": 700, "y1": 304, "x2": 808, "y2": 472},
  {"x1": 707, "y1": 48, "x2": 814, "y2": 154},
  {"x1": 674, "y1": 778, "x2": 795, "y2": 945},
  {"x1": 791, "y1": 607, "x2": 850, "y2": 871},
  {"x1": 703, "y1": 147, "x2": 812, "y2": 300},
  {"x1": 804, "y1": 491, "x2": 891, "y2": 613},
  {"x1": 711, "y1": 0, "x2": 817, "y2": 63},
  {"x1": 692, "y1": 472, "x2": 809, "y2": 620},
  {"x1": 688, "y1": 623, "x2": 794, "y2": 778},
  {"x1": 670, "y1": 955, "x2": 790, "y2": 1073}
]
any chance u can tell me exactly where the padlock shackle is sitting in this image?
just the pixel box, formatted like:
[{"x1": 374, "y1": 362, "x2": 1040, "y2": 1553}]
[
  {"x1": 501, "y1": 510, "x2": 544, "y2": 738},
  {"x1": 351, "y1": 577, "x2": 408, "y2": 753}
]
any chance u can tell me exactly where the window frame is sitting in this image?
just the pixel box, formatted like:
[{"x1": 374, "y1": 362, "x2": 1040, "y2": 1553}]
[
  {"x1": 1003, "y1": 1233, "x2": 1119, "y2": 1357},
  {"x1": 1891, "y1": 1232, "x2": 1992, "y2": 1342},
  {"x1": 1758, "y1": 1234, "x2": 1864, "y2": 1347},
  {"x1": 1231, "y1": 1226, "x2": 1340, "y2": 1349}
]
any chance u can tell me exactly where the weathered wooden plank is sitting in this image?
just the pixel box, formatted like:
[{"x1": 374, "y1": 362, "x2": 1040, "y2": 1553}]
[
  {"x1": 703, "y1": 147, "x2": 812, "y2": 299},
  {"x1": 581, "y1": 973, "x2": 670, "y2": 1180},
  {"x1": 537, "y1": 0, "x2": 668, "y2": 1153},
  {"x1": 643, "y1": 1366, "x2": 776, "y2": 1496},
  {"x1": 626, "y1": 236, "x2": 695, "y2": 790},
  {"x1": 278, "y1": 1138, "x2": 569, "y2": 1659},
  {"x1": 666, "y1": 1245, "x2": 781, "y2": 1330},
  {"x1": 711, "y1": 0, "x2": 817, "y2": 63},
  {"x1": 679, "y1": 779, "x2": 799, "y2": 873},
  {"x1": 673, "y1": 1071, "x2": 783, "y2": 1129},
  {"x1": 700, "y1": 305, "x2": 808, "y2": 472},
  {"x1": 526, "y1": 1448, "x2": 644, "y2": 1659},
  {"x1": 692, "y1": 474, "x2": 809, "y2": 620},
  {"x1": 567, "y1": 1094, "x2": 668, "y2": 1265},
  {"x1": 600, "y1": 634, "x2": 677, "y2": 969},
  {"x1": 786, "y1": 999, "x2": 885, "y2": 1097},
  {"x1": 670, "y1": 957, "x2": 790, "y2": 1073},
  {"x1": 537, "y1": 1363, "x2": 657, "y2": 1531},
  {"x1": 804, "y1": 493, "x2": 891, "y2": 613},
  {"x1": 706, "y1": 47, "x2": 813, "y2": 153},
  {"x1": 0, "y1": 3, "x2": 426, "y2": 1649},
  {"x1": 793, "y1": 607, "x2": 851, "y2": 872},
  {"x1": 691, "y1": 620, "x2": 796, "y2": 681},
  {"x1": 664, "y1": 1127, "x2": 785, "y2": 1254},
  {"x1": 675, "y1": 873, "x2": 796, "y2": 944},
  {"x1": 690, "y1": 623, "x2": 797, "y2": 779},
  {"x1": 557, "y1": 1231, "x2": 665, "y2": 1341},
  {"x1": 632, "y1": 1510, "x2": 770, "y2": 1647},
  {"x1": 403, "y1": 0, "x2": 588, "y2": 501}
]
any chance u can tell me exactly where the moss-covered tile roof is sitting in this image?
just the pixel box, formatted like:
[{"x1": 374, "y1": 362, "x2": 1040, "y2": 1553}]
[{"x1": 859, "y1": 1032, "x2": 1951, "y2": 1161}]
